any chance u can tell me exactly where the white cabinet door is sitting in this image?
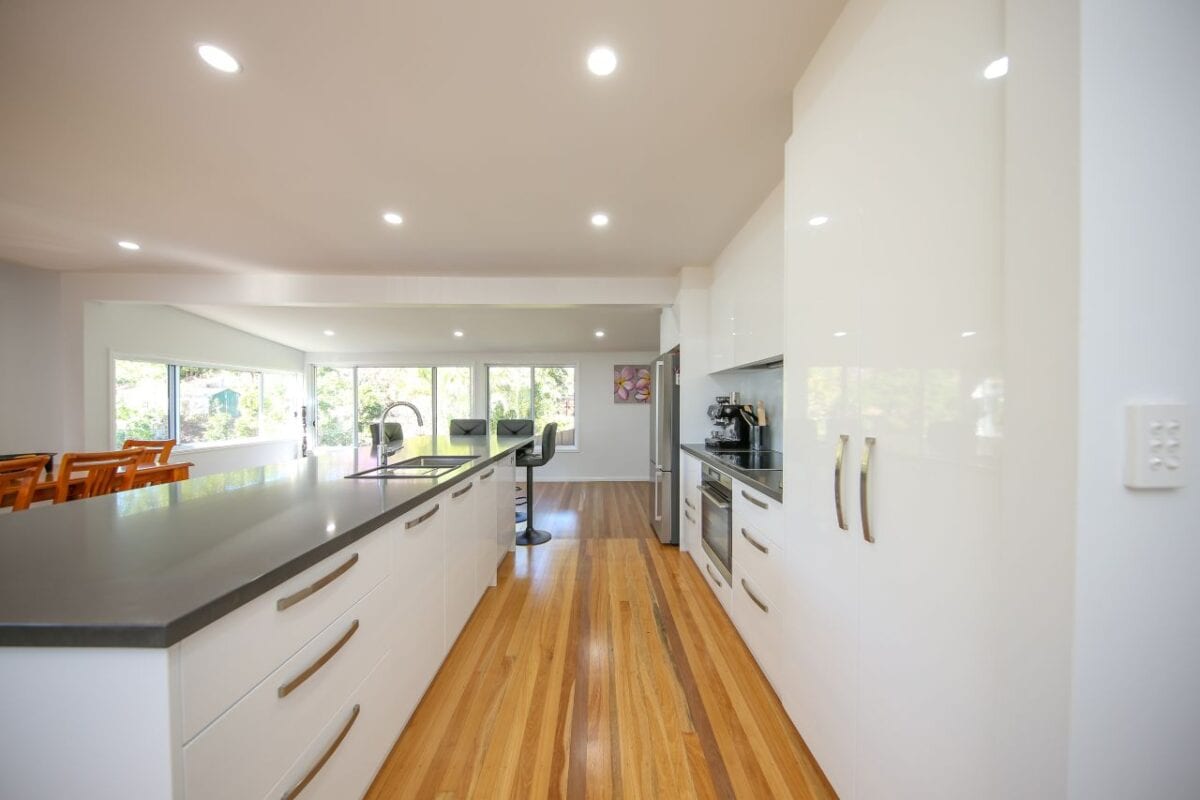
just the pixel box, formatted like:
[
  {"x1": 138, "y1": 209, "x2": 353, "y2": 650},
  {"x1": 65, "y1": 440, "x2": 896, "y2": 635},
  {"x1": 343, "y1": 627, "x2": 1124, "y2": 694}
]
[
  {"x1": 733, "y1": 184, "x2": 785, "y2": 367},
  {"x1": 680, "y1": 452, "x2": 702, "y2": 553},
  {"x1": 477, "y1": 463, "x2": 501, "y2": 590},
  {"x1": 708, "y1": 270, "x2": 735, "y2": 373},
  {"x1": 392, "y1": 495, "x2": 446, "y2": 724},
  {"x1": 781, "y1": 126, "x2": 864, "y2": 800},
  {"x1": 497, "y1": 454, "x2": 516, "y2": 565},
  {"x1": 444, "y1": 478, "x2": 479, "y2": 646}
]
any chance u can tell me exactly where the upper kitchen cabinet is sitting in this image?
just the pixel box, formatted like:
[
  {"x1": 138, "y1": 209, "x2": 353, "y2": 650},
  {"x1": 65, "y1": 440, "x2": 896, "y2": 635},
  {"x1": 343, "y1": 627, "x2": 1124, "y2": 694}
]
[{"x1": 709, "y1": 182, "x2": 785, "y2": 372}]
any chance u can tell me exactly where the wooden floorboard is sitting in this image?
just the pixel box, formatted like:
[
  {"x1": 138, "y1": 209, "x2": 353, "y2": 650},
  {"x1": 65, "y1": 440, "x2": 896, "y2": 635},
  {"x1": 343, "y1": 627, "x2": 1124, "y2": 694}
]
[{"x1": 366, "y1": 481, "x2": 834, "y2": 800}]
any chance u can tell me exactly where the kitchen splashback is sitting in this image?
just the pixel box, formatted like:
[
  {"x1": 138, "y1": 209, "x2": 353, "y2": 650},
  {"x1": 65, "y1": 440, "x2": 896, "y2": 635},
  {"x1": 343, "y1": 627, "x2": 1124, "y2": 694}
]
[{"x1": 711, "y1": 365, "x2": 783, "y2": 451}]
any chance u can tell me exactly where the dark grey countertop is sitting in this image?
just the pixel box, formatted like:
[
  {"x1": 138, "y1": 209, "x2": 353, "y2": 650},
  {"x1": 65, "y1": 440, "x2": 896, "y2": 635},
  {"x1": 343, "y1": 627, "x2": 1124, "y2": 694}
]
[
  {"x1": 0, "y1": 435, "x2": 532, "y2": 648},
  {"x1": 680, "y1": 444, "x2": 784, "y2": 503}
]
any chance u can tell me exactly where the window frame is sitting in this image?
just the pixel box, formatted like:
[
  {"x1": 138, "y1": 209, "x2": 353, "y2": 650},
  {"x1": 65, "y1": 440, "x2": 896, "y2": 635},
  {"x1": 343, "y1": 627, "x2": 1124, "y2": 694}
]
[
  {"x1": 485, "y1": 362, "x2": 579, "y2": 452},
  {"x1": 110, "y1": 352, "x2": 303, "y2": 452},
  {"x1": 308, "y1": 362, "x2": 475, "y2": 449}
]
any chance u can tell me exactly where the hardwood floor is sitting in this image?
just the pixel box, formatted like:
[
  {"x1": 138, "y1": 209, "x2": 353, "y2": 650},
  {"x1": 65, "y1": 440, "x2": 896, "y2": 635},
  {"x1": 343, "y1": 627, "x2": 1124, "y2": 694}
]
[{"x1": 366, "y1": 481, "x2": 834, "y2": 799}]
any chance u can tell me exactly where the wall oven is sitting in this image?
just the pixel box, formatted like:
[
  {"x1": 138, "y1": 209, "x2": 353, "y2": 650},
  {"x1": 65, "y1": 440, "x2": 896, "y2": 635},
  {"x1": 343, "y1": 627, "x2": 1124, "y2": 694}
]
[{"x1": 698, "y1": 464, "x2": 732, "y2": 584}]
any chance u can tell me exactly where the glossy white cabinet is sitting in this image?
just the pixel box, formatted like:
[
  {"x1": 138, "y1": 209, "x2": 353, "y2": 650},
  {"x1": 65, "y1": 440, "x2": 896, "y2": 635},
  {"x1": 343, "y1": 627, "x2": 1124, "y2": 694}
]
[
  {"x1": 680, "y1": 451, "x2": 702, "y2": 553},
  {"x1": 780, "y1": 1, "x2": 1003, "y2": 798},
  {"x1": 391, "y1": 495, "x2": 447, "y2": 725},
  {"x1": 496, "y1": 453, "x2": 517, "y2": 565},
  {"x1": 444, "y1": 478, "x2": 479, "y2": 648}
]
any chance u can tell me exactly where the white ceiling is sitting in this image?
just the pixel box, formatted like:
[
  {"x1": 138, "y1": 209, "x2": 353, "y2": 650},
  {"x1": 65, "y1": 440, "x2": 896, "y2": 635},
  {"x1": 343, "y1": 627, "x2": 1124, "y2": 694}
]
[
  {"x1": 0, "y1": 0, "x2": 843, "y2": 277},
  {"x1": 176, "y1": 304, "x2": 663, "y2": 354}
]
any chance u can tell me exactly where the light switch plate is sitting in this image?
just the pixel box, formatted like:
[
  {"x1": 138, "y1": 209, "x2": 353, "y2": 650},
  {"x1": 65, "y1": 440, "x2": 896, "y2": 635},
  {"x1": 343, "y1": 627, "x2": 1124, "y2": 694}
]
[{"x1": 1124, "y1": 403, "x2": 1187, "y2": 489}]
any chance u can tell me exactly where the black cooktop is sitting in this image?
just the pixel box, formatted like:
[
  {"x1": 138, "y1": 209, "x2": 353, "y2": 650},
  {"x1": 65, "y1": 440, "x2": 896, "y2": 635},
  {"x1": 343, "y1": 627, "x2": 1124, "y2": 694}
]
[{"x1": 709, "y1": 449, "x2": 783, "y2": 471}]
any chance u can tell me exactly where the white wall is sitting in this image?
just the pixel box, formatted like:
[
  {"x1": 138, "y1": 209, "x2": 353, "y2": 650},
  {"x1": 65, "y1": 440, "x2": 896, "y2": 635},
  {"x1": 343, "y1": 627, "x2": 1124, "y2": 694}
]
[
  {"x1": 1069, "y1": 2, "x2": 1200, "y2": 797},
  {"x1": 307, "y1": 350, "x2": 656, "y2": 481},
  {"x1": 83, "y1": 303, "x2": 305, "y2": 475},
  {"x1": 0, "y1": 262, "x2": 64, "y2": 453}
]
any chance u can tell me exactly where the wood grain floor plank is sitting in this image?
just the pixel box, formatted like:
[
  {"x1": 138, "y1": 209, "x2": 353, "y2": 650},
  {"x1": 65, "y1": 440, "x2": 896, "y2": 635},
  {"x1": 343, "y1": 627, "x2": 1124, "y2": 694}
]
[{"x1": 365, "y1": 482, "x2": 834, "y2": 800}]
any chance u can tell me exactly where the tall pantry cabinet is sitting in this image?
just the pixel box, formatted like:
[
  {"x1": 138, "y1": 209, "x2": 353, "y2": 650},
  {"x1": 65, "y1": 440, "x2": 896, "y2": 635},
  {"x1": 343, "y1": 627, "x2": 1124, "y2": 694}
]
[{"x1": 780, "y1": 1, "x2": 1005, "y2": 798}]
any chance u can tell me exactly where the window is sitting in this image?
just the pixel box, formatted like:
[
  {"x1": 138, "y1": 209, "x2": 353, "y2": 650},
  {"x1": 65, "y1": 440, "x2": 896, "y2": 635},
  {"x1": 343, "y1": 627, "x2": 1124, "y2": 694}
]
[
  {"x1": 112, "y1": 358, "x2": 301, "y2": 448},
  {"x1": 311, "y1": 365, "x2": 473, "y2": 447},
  {"x1": 487, "y1": 365, "x2": 577, "y2": 448}
]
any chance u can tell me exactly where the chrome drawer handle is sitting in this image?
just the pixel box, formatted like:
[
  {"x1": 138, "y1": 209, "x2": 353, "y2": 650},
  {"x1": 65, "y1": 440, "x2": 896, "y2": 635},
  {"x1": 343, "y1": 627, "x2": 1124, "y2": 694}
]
[
  {"x1": 684, "y1": 497, "x2": 695, "y2": 510},
  {"x1": 860, "y1": 437, "x2": 876, "y2": 543},
  {"x1": 405, "y1": 503, "x2": 440, "y2": 529},
  {"x1": 741, "y1": 489, "x2": 768, "y2": 510},
  {"x1": 281, "y1": 703, "x2": 360, "y2": 799},
  {"x1": 834, "y1": 434, "x2": 849, "y2": 531},
  {"x1": 480, "y1": 468, "x2": 495, "y2": 480},
  {"x1": 452, "y1": 483, "x2": 473, "y2": 498},
  {"x1": 740, "y1": 527, "x2": 768, "y2": 554},
  {"x1": 276, "y1": 553, "x2": 359, "y2": 612},
  {"x1": 278, "y1": 619, "x2": 359, "y2": 698},
  {"x1": 684, "y1": 510, "x2": 695, "y2": 524},
  {"x1": 705, "y1": 563, "x2": 723, "y2": 588},
  {"x1": 741, "y1": 579, "x2": 769, "y2": 613}
]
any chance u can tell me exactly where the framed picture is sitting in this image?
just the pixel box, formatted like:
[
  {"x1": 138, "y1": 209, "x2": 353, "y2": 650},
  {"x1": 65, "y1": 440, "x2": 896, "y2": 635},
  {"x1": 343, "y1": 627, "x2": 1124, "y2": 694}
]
[{"x1": 614, "y1": 365, "x2": 651, "y2": 403}]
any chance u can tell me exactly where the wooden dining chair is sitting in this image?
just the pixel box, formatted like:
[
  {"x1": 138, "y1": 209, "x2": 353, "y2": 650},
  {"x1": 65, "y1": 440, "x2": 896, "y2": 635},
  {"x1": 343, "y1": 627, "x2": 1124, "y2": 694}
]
[
  {"x1": 0, "y1": 455, "x2": 50, "y2": 512},
  {"x1": 122, "y1": 438, "x2": 176, "y2": 465},
  {"x1": 54, "y1": 449, "x2": 145, "y2": 504}
]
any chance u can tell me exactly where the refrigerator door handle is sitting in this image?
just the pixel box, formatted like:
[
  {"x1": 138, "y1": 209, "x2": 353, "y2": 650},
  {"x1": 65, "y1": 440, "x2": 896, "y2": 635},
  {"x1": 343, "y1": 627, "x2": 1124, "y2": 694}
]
[
  {"x1": 654, "y1": 360, "x2": 663, "y2": 469},
  {"x1": 653, "y1": 467, "x2": 663, "y2": 521}
]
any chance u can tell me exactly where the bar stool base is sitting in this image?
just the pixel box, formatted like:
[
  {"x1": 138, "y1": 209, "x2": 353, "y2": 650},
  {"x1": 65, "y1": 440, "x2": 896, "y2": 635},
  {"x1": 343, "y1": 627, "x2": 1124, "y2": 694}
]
[{"x1": 515, "y1": 527, "x2": 551, "y2": 546}]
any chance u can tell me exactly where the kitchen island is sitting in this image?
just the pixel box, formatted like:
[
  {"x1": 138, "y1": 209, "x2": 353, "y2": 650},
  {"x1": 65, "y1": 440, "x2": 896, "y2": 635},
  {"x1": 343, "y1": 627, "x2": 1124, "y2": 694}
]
[{"x1": 0, "y1": 434, "x2": 531, "y2": 800}]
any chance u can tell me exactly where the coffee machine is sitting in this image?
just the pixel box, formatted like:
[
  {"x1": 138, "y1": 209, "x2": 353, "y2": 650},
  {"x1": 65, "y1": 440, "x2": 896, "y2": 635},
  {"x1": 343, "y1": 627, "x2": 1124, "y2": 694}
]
[{"x1": 705, "y1": 395, "x2": 750, "y2": 450}]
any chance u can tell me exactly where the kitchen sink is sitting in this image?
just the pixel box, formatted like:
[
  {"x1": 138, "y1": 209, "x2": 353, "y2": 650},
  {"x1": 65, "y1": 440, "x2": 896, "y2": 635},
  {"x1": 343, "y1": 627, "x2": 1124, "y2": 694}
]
[{"x1": 345, "y1": 454, "x2": 478, "y2": 479}]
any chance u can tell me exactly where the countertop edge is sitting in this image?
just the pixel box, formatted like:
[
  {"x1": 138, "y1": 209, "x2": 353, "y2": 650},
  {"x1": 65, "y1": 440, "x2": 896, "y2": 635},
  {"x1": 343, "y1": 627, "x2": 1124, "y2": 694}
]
[
  {"x1": 0, "y1": 437, "x2": 532, "y2": 650},
  {"x1": 680, "y1": 444, "x2": 784, "y2": 503}
]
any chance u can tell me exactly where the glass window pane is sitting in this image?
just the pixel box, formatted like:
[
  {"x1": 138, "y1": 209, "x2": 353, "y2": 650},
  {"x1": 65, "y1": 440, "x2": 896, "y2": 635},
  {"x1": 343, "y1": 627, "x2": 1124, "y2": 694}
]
[
  {"x1": 113, "y1": 359, "x2": 169, "y2": 448},
  {"x1": 178, "y1": 366, "x2": 261, "y2": 444},
  {"x1": 315, "y1": 366, "x2": 355, "y2": 447},
  {"x1": 436, "y1": 366, "x2": 473, "y2": 435},
  {"x1": 488, "y1": 366, "x2": 532, "y2": 430},
  {"x1": 262, "y1": 372, "x2": 301, "y2": 439},
  {"x1": 534, "y1": 367, "x2": 576, "y2": 447},
  {"x1": 357, "y1": 367, "x2": 433, "y2": 442}
]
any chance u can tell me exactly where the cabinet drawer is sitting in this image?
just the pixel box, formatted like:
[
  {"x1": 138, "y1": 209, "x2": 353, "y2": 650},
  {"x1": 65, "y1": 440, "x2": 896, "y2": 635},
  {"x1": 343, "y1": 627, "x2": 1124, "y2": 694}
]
[
  {"x1": 183, "y1": 577, "x2": 394, "y2": 800},
  {"x1": 263, "y1": 648, "x2": 402, "y2": 800},
  {"x1": 695, "y1": 545, "x2": 732, "y2": 614},
  {"x1": 731, "y1": 567, "x2": 780, "y2": 686},
  {"x1": 731, "y1": 519, "x2": 781, "y2": 602},
  {"x1": 732, "y1": 481, "x2": 783, "y2": 547},
  {"x1": 180, "y1": 529, "x2": 390, "y2": 741}
]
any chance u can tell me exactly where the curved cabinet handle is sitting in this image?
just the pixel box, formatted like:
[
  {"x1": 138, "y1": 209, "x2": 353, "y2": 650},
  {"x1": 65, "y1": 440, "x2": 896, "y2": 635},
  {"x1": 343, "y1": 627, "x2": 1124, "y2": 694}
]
[
  {"x1": 405, "y1": 504, "x2": 440, "y2": 530},
  {"x1": 740, "y1": 489, "x2": 768, "y2": 510},
  {"x1": 740, "y1": 527, "x2": 768, "y2": 554},
  {"x1": 480, "y1": 468, "x2": 495, "y2": 480},
  {"x1": 683, "y1": 497, "x2": 695, "y2": 510},
  {"x1": 741, "y1": 579, "x2": 769, "y2": 613},
  {"x1": 276, "y1": 553, "x2": 358, "y2": 612},
  {"x1": 684, "y1": 510, "x2": 696, "y2": 524},
  {"x1": 834, "y1": 434, "x2": 849, "y2": 531},
  {"x1": 278, "y1": 619, "x2": 359, "y2": 698},
  {"x1": 452, "y1": 482, "x2": 473, "y2": 498},
  {"x1": 281, "y1": 704, "x2": 360, "y2": 799},
  {"x1": 860, "y1": 437, "x2": 876, "y2": 543},
  {"x1": 705, "y1": 563, "x2": 724, "y2": 588}
]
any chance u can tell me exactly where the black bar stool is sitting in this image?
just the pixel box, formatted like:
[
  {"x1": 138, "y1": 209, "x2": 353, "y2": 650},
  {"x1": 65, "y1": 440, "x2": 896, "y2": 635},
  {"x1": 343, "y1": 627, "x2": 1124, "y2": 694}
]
[
  {"x1": 449, "y1": 418, "x2": 487, "y2": 435},
  {"x1": 516, "y1": 422, "x2": 557, "y2": 546},
  {"x1": 498, "y1": 419, "x2": 534, "y2": 522}
]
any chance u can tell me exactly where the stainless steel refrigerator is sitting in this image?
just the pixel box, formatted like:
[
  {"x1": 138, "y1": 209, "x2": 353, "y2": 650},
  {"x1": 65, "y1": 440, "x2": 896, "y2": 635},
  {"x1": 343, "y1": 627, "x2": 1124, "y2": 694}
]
[{"x1": 649, "y1": 349, "x2": 680, "y2": 544}]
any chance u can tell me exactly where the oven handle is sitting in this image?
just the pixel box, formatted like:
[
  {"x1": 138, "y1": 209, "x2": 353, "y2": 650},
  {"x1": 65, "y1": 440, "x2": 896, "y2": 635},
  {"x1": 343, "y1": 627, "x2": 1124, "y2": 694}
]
[{"x1": 698, "y1": 485, "x2": 730, "y2": 510}]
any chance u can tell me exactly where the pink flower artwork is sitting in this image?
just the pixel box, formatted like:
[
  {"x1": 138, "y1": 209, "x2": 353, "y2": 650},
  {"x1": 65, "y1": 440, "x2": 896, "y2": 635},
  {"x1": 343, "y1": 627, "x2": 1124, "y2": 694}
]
[{"x1": 614, "y1": 364, "x2": 652, "y2": 404}]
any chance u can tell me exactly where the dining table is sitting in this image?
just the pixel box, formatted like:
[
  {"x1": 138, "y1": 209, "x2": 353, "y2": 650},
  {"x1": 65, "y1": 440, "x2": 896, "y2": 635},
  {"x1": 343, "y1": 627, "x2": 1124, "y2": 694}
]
[{"x1": 0, "y1": 460, "x2": 193, "y2": 509}]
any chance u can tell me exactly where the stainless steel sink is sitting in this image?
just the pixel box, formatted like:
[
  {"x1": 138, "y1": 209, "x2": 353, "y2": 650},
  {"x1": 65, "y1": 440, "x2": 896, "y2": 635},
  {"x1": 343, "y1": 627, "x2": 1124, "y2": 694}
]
[{"x1": 345, "y1": 454, "x2": 478, "y2": 479}]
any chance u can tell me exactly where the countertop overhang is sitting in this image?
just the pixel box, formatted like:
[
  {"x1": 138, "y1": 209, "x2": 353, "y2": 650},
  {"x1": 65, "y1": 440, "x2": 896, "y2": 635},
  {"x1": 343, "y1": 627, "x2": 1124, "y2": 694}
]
[
  {"x1": 0, "y1": 435, "x2": 532, "y2": 648},
  {"x1": 680, "y1": 444, "x2": 784, "y2": 503}
]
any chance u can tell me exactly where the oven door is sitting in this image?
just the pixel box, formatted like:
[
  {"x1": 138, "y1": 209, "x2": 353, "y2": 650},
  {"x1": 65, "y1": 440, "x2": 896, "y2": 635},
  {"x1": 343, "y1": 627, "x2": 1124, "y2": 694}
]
[{"x1": 699, "y1": 481, "x2": 732, "y2": 584}]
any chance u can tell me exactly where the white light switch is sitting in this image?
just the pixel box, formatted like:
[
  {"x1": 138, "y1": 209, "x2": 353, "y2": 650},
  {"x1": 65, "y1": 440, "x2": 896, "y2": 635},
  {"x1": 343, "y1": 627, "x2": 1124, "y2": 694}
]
[{"x1": 1125, "y1": 403, "x2": 1187, "y2": 489}]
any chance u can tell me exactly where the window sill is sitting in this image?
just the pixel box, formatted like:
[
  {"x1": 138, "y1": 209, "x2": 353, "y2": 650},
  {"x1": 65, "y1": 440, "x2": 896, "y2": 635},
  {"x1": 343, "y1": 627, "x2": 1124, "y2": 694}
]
[{"x1": 175, "y1": 438, "x2": 298, "y2": 455}]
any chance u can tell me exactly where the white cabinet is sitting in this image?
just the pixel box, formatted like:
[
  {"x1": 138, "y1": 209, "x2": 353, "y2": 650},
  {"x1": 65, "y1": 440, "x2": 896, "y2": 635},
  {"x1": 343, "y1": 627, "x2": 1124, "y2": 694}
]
[
  {"x1": 476, "y1": 463, "x2": 500, "y2": 590},
  {"x1": 730, "y1": 478, "x2": 785, "y2": 691},
  {"x1": 496, "y1": 453, "x2": 517, "y2": 565},
  {"x1": 444, "y1": 478, "x2": 480, "y2": 647},
  {"x1": 392, "y1": 495, "x2": 447, "y2": 725},
  {"x1": 780, "y1": 2, "x2": 1003, "y2": 798},
  {"x1": 680, "y1": 451, "x2": 702, "y2": 553}
]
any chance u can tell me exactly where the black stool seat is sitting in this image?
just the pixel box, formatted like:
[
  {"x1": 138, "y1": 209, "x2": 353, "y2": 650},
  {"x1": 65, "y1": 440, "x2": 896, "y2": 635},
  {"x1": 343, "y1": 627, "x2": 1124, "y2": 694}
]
[{"x1": 515, "y1": 422, "x2": 557, "y2": 546}]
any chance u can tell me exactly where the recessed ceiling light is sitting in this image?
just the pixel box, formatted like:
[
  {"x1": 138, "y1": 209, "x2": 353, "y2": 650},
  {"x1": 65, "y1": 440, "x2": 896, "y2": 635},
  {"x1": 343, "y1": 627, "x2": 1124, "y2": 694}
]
[
  {"x1": 594, "y1": 330, "x2": 606, "y2": 338},
  {"x1": 453, "y1": 330, "x2": 464, "y2": 338},
  {"x1": 197, "y1": 44, "x2": 241, "y2": 74},
  {"x1": 587, "y1": 46, "x2": 618, "y2": 77},
  {"x1": 961, "y1": 330, "x2": 977, "y2": 338},
  {"x1": 117, "y1": 240, "x2": 140, "y2": 251},
  {"x1": 325, "y1": 522, "x2": 336, "y2": 534},
  {"x1": 809, "y1": 215, "x2": 829, "y2": 227},
  {"x1": 833, "y1": 331, "x2": 847, "y2": 337},
  {"x1": 323, "y1": 329, "x2": 336, "y2": 336},
  {"x1": 591, "y1": 212, "x2": 609, "y2": 227},
  {"x1": 983, "y1": 56, "x2": 1009, "y2": 80},
  {"x1": 382, "y1": 212, "x2": 403, "y2": 225}
]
